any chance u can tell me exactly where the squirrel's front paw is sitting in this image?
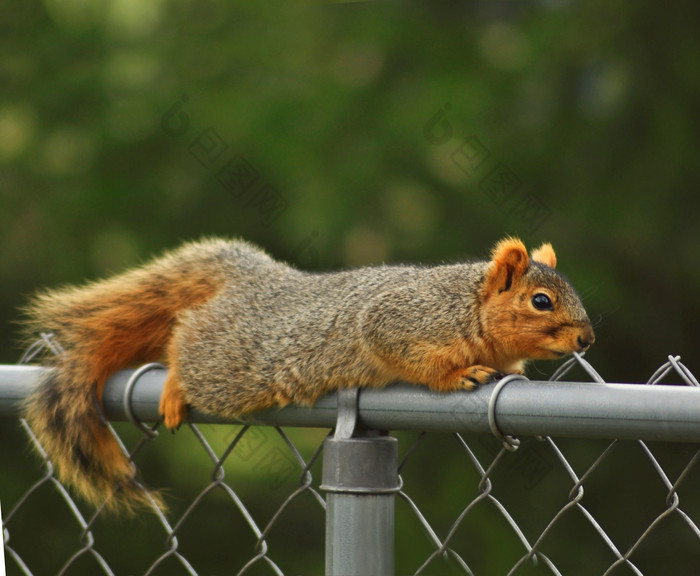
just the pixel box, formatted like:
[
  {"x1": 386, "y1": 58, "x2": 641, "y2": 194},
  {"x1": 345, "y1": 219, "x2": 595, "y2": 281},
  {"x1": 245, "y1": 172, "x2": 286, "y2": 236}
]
[
  {"x1": 460, "y1": 365, "x2": 504, "y2": 389},
  {"x1": 432, "y1": 365, "x2": 504, "y2": 392}
]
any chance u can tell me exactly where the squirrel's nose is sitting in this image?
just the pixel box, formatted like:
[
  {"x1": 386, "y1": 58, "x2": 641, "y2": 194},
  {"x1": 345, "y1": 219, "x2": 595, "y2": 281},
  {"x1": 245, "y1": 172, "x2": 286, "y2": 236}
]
[{"x1": 577, "y1": 325, "x2": 595, "y2": 350}]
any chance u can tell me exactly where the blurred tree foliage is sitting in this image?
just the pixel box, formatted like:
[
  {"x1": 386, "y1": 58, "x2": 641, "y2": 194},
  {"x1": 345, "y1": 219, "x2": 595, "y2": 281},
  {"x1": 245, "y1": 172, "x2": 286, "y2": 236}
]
[{"x1": 1, "y1": 1, "x2": 700, "y2": 574}]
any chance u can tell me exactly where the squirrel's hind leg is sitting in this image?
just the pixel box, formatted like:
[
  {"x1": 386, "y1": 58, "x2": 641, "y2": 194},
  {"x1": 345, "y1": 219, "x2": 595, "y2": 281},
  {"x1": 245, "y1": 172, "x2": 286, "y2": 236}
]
[{"x1": 159, "y1": 337, "x2": 188, "y2": 430}]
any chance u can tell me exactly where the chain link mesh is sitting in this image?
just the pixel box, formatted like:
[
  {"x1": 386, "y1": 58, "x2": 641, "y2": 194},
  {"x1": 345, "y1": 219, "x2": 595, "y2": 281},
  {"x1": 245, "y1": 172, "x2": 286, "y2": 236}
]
[{"x1": 2, "y1": 337, "x2": 699, "y2": 575}]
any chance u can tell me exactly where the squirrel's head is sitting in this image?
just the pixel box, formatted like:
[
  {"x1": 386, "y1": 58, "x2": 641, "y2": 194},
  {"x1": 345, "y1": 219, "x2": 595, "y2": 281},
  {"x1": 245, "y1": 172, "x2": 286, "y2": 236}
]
[{"x1": 480, "y1": 237, "x2": 595, "y2": 362}]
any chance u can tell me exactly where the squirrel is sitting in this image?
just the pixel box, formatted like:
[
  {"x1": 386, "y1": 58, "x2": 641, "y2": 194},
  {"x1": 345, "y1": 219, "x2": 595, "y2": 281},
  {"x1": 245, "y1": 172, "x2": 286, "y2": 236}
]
[{"x1": 21, "y1": 236, "x2": 594, "y2": 513}]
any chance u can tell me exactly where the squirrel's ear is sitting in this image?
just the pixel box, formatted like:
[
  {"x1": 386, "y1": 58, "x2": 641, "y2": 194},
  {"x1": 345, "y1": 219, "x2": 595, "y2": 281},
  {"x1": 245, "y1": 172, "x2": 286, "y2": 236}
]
[
  {"x1": 484, "y1": 237, "x2": 529, "y2": 296},
  {"x1": 530, "y1": 242, "x2": 557, "y2": 269}
]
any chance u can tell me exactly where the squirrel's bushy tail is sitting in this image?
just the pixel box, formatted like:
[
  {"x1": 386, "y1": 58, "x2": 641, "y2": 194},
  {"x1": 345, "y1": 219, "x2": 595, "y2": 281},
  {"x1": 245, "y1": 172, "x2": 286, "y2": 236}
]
[
  {"x1": 22, "y1": 239, "x2": 227, "y2": 513},
  {"x1": 25, "y1": 363, "x2": 153, "y2": 513}
]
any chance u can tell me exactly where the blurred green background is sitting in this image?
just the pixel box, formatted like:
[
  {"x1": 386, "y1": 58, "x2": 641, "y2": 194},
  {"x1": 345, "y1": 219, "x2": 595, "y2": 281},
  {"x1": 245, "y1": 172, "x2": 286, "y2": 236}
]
[{"x1": 2, "y1": 1, "x2": 700, "y2": 575}]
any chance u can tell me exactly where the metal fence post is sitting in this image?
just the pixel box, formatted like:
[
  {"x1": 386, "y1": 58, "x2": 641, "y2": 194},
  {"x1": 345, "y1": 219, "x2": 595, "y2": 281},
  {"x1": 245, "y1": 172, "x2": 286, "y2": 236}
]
[{"x1": 321, "y1": 389, "x2": 400, "y2": 576}]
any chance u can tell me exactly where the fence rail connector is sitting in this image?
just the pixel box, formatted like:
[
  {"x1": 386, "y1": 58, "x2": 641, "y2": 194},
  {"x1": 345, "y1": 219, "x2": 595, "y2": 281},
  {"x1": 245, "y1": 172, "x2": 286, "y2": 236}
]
[{"x1": 321, "y1": 388, "x2": 400, "y2": 576}]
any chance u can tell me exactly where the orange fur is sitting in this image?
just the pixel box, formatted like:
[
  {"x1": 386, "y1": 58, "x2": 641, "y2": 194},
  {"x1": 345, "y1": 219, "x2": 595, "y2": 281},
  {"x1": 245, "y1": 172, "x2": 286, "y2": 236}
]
[
  {"x1": 531, "y1": 242, "x2": 557, "y2": 268},
  {"x1": 484, "y1": 237, "x2": 530, "y2": 299},
  {"x1": 479, "y1": 240, "x2": 594, "y2": 367},
  {"x1": 159, "y1": 337, "x2": 188, "y2": 430},
  {"x1": 23, "y1": 241, "x2": 226, "y2": 513}
]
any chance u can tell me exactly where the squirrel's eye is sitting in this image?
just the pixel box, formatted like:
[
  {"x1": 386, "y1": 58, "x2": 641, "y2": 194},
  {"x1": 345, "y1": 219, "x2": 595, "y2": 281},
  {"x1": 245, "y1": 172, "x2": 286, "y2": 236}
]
[{"x1": 532, "y1": 293, "x2": 554, "y2": 311}]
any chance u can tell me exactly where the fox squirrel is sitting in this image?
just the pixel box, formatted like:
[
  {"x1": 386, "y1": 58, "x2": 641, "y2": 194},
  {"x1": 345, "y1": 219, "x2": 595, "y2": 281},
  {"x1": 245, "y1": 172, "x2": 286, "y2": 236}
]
[{"x1": 21, "y1": 236, "x2": 594, "y2": 513}]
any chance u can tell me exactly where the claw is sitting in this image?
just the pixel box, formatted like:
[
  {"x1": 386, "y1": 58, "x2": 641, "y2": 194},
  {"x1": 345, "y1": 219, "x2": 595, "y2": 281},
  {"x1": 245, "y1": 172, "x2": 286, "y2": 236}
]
[{"x1": 432, "y1": 364, "x2": 505, "y2": 393}]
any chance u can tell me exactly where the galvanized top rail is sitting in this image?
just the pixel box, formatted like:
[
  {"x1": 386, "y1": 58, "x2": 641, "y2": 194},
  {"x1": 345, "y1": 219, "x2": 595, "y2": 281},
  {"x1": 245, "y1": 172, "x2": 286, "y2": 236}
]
[{"x1": 2, "y1": 363, "x2": 699, "y2": 443}]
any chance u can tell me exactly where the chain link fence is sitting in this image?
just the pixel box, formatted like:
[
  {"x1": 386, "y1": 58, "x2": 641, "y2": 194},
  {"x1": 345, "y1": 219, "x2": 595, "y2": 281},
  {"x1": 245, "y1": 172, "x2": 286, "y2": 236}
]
[{"x1": 1, "y1": 339, "x2": 700, "y2": 575}]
